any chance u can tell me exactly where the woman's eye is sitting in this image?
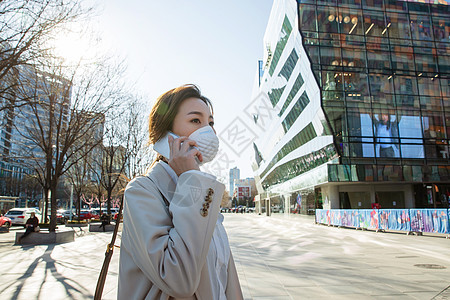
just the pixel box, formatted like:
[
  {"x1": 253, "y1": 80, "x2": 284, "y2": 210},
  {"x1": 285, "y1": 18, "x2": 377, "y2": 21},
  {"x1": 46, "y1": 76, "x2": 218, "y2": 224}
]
[
  {"x1": 209, "y1": 121, "x2": 215, "y2": 127},
  {"x1": 191, "y1": 119, "x2": 201, "y2": 124}
]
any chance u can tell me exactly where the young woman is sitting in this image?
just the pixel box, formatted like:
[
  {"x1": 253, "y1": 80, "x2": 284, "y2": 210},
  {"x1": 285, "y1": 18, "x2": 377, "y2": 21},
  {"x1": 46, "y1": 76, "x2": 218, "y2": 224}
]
[{"x1": 118, "y1": 84, "x2": 243, "y2": 300}]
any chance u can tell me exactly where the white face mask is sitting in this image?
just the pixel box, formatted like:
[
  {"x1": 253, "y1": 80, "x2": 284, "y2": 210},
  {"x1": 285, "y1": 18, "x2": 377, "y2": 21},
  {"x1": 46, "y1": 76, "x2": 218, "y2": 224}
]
[{"x1": 188, "y1": 126, "x2": 219, "y2": 165}]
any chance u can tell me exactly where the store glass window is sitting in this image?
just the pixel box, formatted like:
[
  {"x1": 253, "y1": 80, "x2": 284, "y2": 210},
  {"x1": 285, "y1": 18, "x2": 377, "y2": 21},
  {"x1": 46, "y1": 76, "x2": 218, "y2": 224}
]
[
  {"x1": 432, "y1": 16, "x2": 450, "y2": 44},
  {"x1": 414, "y1": 50, "x2": 438, "y2": 74},
  {"x1": 391, "y1": 47, "x2": 415, "y2": 71},
  {"x1": 397, "y1": 109, "x2": 425, "y2": 158},
  {"x1": 299, "y1": 4, "x2": 317, "y2": 32},
  {"x1": 438, "y1": 55, "x2": 450, "y2": 74},
  {"x1": 304, "y1": 44, "x2": 320, "y2": 65},
  {"x1": 317, "y1": 6, "x2": 339, "y2": 34},
  {"x1": 410, "y1": 14, "x2": 434, "y2": 46},
  {"x1": 338, "y1": 8, "x2": 364, "y2": 36},
  {"x1": 441, "y1": 78, "x2": 450, "y2": 98},
  {"x1": 376, "y1": 191, "x2": 405, "y2": 209},
  {"x1": 446, "y1": 114, "x2": 450, "y2": 140},
  {"x1": 342, "y1": 48, "x2": 365, "y2": 69},
  {"x1": 407, "y1": 2, "x2": 429, "y2": 14},
  {"x1": 339, "y1": 192, "x2": 371, "y2": 209},
  {"x1": 420, "y1": 96, "x2": 442, "y2": 111},
  {"x1": 320, "y1": 46, "x2": 342, "y2": 66},
  {"x1": 367, "y1": 49, "x2": 390, "y2": 70},
  {"x1": 396, "y1": 94, "x2": 419, "y2": 109},
  {"x1": 347, "y1": 108, "x2": 372, "y2": 137},
  {"x1": 384, "y1": 0, "x2": 408, "y2": 12},
  {"x1": 418, "y1": 77, "x2": 441, "y2": 97},
  {"x1": 372, "y1": 110, "x2": 400, "y2": 158},
  {"x1": 369, "y1": 73, "x2": 394, "y2": 99},
  {"x1": 324, "y1": 106, "x2": 346, "y2": 137},
  {"x1": 322, "y1": 70, "x2": 343, "y2": 92},
  {"x1": 386, "y1": 12, "x2": 411, "y2": 41},
  {"x1": 337, "y1": 0, "x2": 362, "y2": 8},
  {"x1": 363, "y1": 10, "x2": 387, "y2": 38},
  {"x1": 422, "y1": 112, "x2": 446, "y2": 139},
  {"x1": 344, "y1": 71, "x2": 370, "y2": 101},
  {"x1": 361, "y1": 0, "x2": 383, "y2": 10},
  {"x1": 425, "y1": 140, "x2": 448, "y2": 159},
  {"x1": 394, "y1": 76, "x2": 418, "y2": 96},
  {"x1": 432, "y1": 4, "x2": 450, "y2": 16}
]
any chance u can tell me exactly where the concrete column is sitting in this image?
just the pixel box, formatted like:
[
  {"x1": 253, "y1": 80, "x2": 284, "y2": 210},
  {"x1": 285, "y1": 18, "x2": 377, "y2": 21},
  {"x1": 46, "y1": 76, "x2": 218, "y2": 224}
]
[
  {"x1": 404, "y1": 184, "x2": 414, "y2": 208},
  {"x1": 328, "y1": 185, "x2": 339, "y2": 209},
  {"x1": 285, "y1": 195, "x2": 291, "y2": 215}
]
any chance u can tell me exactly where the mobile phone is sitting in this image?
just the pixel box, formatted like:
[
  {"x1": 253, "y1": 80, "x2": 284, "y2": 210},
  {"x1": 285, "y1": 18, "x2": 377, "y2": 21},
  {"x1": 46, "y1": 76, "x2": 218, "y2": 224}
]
[
  {"x1": 153, "y1": 132, "x2": 179, "y2": 159},
  {"x1": 153, "y1": 132, "x2": 201, "y2": 164}
]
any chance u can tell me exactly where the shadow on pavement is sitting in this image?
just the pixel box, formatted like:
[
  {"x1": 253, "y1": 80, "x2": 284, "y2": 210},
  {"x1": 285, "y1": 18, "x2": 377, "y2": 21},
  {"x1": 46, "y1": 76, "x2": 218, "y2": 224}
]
[{"x1": 3, "y1": 244, "x2": 92, "y2": 299}]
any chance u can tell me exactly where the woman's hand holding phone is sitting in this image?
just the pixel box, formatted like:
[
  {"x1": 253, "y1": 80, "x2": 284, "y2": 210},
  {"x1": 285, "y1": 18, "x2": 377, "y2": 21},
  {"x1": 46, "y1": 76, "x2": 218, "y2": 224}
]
[{"x1": 168, "y1": 135, "x2": 203, "y2": 176}]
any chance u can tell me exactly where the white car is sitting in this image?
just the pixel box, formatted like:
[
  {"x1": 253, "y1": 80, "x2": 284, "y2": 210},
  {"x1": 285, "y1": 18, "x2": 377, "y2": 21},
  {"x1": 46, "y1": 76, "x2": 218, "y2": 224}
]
[{"x1": 5, "y1": 208, "x2": 42, "y2": 226}]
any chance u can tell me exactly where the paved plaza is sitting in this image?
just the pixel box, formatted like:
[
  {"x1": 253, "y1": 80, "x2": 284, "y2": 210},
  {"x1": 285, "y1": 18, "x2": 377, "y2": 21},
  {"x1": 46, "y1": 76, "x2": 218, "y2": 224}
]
[{"x1": 0, "y1": 214, "x2": 449, "y2": 299}]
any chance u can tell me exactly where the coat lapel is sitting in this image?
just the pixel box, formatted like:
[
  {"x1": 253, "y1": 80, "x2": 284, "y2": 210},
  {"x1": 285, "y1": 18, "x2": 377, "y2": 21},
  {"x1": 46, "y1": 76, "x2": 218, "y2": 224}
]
[{"x1": 145, "y1": 162, "x2": 176, "y2": 203}]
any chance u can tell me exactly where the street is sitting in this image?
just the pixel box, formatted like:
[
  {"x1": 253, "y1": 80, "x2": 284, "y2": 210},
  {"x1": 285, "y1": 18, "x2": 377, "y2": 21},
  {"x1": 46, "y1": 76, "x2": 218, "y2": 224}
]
[{"x1": 0, "y1": 214, "x2": 449, "y2": 299}]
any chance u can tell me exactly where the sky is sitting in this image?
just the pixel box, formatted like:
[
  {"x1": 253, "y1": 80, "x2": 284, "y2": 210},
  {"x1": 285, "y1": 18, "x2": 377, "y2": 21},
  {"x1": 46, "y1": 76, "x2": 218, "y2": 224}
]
[{"x1": 83, "y1": 0, "x2": 274, "y2": 180}]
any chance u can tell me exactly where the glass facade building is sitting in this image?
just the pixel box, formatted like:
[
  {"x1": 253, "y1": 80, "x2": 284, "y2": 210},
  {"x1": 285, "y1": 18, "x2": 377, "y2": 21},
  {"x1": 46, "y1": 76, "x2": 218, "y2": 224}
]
[{"x1": 252, "y1": 0, "x2": 450, "y2": 214}]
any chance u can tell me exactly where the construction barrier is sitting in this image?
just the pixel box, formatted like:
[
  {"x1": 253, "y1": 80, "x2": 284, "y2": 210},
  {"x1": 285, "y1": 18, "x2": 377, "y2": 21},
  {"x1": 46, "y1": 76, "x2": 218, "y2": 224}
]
[{"x1": 315, "y1": 208, "x2": 450, "y2": 234}]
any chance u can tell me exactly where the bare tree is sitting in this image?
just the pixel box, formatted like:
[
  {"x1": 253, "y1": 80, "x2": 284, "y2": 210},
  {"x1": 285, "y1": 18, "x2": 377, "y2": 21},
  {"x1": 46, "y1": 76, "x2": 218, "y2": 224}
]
[
  {"x1": 91, "y1": 98, "x2": 148, "y2": 216},
  {"x1": 0, "y1": 0, "x2": 90, "y2": 112},
  {"x1": 13, "y1": 56, "x2": 126, "y2": 231},
  {"x1": 65, "y1": 112, "x2": 104, "y2": 219},
  {"x1": 126, "y1": 99, "x2": 153, "y2": 179}
]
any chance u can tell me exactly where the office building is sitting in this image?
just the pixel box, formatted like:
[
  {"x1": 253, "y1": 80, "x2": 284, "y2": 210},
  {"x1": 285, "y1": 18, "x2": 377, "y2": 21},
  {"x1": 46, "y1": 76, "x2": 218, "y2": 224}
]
[
  {"x1": 0, "y1": 65, "x2": 71, "y2": 198},
  {"x1": 229, "y1": 167, "x2": 240, "y2": 196},
  {"x1": 252, "y1": 0, "x2": 450, "y2": 215}
]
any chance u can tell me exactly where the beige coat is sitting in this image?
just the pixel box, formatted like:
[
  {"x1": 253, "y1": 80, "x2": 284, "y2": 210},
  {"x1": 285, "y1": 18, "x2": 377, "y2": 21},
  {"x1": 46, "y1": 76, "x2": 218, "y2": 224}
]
[{"x1": 118, "y1": 162, "x2": 243, "y2": 300}]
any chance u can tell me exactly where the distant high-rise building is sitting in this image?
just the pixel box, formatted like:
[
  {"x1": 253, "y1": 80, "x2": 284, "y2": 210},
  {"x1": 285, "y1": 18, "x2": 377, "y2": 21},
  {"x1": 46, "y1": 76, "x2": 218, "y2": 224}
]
[{"x1": 229, "y1": 167, "x2": 240, "y2": 196}]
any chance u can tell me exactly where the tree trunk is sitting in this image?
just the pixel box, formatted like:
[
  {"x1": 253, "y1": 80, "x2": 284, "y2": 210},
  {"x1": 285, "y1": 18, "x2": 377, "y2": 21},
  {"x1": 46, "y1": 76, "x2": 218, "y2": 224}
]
[
  {"x1": 43, "y1": 187, "x2": 49, "y2": 223},
  {"x1": 107, "y1": 188, "x2": 112, "y2": 216},
  {"x1": 49, "y1": 182, "x2": 58, "y2": 232},
  {"x1": 76, "y1": 193, "x2": 82, "y2": 223}
]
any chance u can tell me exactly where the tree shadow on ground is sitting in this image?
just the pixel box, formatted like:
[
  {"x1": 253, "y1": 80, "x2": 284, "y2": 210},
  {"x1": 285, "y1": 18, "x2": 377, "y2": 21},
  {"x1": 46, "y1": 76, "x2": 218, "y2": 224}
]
[{"x1": 3, "y1": 244, "x2": 92, "y2": 299}]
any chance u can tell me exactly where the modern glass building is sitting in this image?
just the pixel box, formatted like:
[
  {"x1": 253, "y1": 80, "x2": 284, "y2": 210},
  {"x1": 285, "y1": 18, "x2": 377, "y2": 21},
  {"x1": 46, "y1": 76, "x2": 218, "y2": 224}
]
[{"x1": 252, "y1": 0, "x2": 450, "y2": 215}]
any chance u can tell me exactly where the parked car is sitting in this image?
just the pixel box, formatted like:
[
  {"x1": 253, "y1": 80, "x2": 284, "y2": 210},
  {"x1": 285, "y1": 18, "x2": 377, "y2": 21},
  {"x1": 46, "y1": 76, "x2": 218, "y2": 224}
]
[
  {"x1": 5, "y1": 208, "x2": 42, "y2": 226},
  {"x1": 57, "y1": 209, "x2": 75, "y2": 221},
  {"x1": 77, "y1": 209, "x2": 93, "y2": 220},
  {"x1": 56, "y1": 211, "x2": 66, "y2": 224},
  {"x1": 0, "y1": 214, "x2": 12, "y2": 228}
]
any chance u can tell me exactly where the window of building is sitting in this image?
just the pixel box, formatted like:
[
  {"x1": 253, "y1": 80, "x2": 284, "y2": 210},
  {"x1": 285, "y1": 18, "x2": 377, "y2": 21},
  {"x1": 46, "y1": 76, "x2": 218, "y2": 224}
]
[
  {"x1": 269, "y1": 16, "x2": 293, "y2": 76},
  {"x1": 385, "y1": 12, "x2": 411, "y2": 40},
  {"x1": 279, "y1": 49, "x2": 299, "y2": 81},
  {"x1": 432, "y1": 16, "x2": 450, "y2": 44},
  {"x1": 410, "y1": 14, "x2": 434, "y2": 47},
  {"x1": 375, "y1": 191, "x2": 405, "y2": 209},
  {"x1": 363, "y1": 10, "x2": 387, "y2": 38},
  {"x1": 299, "y1": 4, "x2": 317, "y2": 32},
  {"x1": 339, "y1": 192, "x2": 371, "y2": 209},
  {"x1": 338, "y1": 8, "x2": 364, "y2": 36},
  {"x1": 384, "y1": 0, "x2": 408, "y2": 13},
  {"x1": 361, "y1": 0, "x2": 383, "y2": 10},
  {"x1": 279, "y1": 75, "x2": 305, "y2": 117},
  {"x1": 316, "y1": 5, "x2": 339, "y2": 34}
]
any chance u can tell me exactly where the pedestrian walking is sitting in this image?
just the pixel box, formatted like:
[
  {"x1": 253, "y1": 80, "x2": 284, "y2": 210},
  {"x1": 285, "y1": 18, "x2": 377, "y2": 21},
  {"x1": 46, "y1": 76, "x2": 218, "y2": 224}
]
[{"x1": 118, "y1": 84, "x2": 243, "y2": 300}]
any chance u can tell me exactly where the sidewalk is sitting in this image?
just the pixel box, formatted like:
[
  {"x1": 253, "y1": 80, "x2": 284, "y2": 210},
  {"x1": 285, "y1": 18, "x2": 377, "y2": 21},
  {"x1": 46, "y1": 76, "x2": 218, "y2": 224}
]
[
  {"x1": 0, "y1": 214, "x2": 449, "y2": 299},
  {"x1": 225, "y1": 213, "x2": 450, "y2": 300}
]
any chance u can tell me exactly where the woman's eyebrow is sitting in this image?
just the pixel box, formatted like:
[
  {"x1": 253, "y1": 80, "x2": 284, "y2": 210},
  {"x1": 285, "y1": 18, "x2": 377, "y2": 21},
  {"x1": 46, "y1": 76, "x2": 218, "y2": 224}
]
[
  {"x1": 187, "y1": 111, "x2": 203, "y2": 116},
  {"x1": 187, "y1": 111, "x2": 214, "y2": 119}
]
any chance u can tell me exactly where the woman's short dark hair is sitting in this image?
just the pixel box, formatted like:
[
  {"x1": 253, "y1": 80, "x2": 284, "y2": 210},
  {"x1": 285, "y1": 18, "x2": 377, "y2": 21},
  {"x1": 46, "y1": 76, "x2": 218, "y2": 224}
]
[{"x1": 148, "y1": 84, "x2": 212, "y2": 145}]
